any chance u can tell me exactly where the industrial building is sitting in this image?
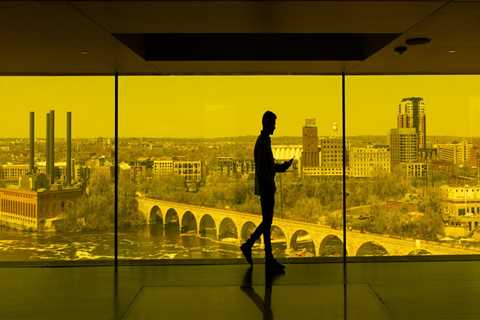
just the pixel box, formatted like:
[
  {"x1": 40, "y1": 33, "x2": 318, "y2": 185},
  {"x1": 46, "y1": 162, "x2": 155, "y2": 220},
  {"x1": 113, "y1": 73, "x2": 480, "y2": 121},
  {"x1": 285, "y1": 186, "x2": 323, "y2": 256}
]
[{"x1": 0, "y1": 111, "x2": 81, "y2": 231}]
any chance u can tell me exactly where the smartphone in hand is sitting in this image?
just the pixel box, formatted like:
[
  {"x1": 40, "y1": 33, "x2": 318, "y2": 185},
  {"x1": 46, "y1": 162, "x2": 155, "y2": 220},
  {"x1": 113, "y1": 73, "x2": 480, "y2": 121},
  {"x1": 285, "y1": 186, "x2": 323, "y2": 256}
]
[{"x1": 287, "y1": 158, "x2": 294, "y2": 168}]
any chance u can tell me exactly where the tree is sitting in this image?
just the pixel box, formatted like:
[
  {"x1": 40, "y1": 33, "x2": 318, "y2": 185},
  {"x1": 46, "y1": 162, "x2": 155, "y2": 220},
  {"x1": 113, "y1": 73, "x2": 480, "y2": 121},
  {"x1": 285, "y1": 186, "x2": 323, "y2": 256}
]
[
  {"x1": 61, "y1": 175, "x2": 114, "y2": 232},
  {"x1": 61, "y1": 175, "x2": 145, "y2": 232},
  {"x1": 140, "y1": 174, "x2": 185, "y2": 201},
  {"x1": 286, "y1": 197, "x2": 323, "y2": 223},
  {"x1": 416, "y1": 189, "x2": 445, "y2": 240},
  {"x1": 326, "y1": 211, "x2": 342, "y2": 229},
  {"x1": 119, "y1": 175, "x2": 145, "y2": 229}
]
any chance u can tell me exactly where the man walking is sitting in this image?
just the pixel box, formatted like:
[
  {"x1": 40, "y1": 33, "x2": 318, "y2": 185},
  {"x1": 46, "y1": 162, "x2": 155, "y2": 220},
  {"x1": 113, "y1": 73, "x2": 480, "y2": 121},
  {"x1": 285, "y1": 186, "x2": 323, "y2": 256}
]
[{"x1": 240, "y1": 111, "x2": 293, "y2": 270}]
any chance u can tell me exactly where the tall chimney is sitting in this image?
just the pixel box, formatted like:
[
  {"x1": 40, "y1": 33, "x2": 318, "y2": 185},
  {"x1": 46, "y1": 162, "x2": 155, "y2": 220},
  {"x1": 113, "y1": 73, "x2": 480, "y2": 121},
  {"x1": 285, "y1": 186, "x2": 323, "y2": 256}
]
[
  {"x1": 66, "y1": 112, "x2": 72, "y2": 186},
  {"x1": 49, "y1": 110, "x2": 55, "y2": 184},
  {"x1": 29, "y1": 112, "x2": 35, "y2": 174},
  {"x1": 46, "y1": 112, "x2": 50, "y2": 180}
]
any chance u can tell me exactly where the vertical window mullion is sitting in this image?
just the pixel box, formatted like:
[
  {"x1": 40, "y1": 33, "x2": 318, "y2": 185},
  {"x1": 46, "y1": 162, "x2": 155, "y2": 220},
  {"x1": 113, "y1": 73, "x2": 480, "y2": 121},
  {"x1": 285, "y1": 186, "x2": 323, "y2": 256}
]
[{"x1": 114, "y1": 73, "x2": 119, "y2": 267}]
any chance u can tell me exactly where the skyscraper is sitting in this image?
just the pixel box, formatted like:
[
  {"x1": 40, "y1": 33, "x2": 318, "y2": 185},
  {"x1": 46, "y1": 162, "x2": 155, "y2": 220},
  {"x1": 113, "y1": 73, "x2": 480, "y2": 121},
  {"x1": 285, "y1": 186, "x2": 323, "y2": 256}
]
[
  {"x1": 390, "y1": 128, "x2": 418, "y2": 165},
  {"x1": 302, "y1": 118, "x2": 319, "y2": 168},
  {"x1": 397, "y1": 97, "x2": 426, "y2": 150}
]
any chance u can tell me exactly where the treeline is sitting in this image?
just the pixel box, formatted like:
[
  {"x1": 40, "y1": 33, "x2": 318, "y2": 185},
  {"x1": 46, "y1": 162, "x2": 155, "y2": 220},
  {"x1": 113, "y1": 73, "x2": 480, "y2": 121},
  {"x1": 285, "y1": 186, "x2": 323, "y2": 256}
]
[
  {"x1": 328, "y1": 195, "x2": 444, "y2": 241},
  {"x1": 60, "y1": 175, "x2": 145, "y2": 232},
  {"x1": 139, "y1": 174, "x2": 261, "y2": 214},
  {"x1": 60, "y1": 169, "x2": 446, "y2": 241},
  {"x1": 140, "y1": 171, "x2": 445, "y2": 240}
]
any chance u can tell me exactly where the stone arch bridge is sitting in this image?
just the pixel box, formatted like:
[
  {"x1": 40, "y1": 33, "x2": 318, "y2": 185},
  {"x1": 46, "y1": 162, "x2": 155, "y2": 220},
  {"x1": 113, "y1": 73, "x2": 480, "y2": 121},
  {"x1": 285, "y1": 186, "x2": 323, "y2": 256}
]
[{"x1": 138, "y1": 197, "x2": 480, "y2": 257}]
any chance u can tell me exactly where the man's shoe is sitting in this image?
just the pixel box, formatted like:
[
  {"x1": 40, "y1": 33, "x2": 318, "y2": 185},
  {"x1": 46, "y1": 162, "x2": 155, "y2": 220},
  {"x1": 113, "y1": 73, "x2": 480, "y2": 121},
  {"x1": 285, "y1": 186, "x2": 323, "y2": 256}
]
[{"x1": 241, "y1": 243, "x2": 253, "y2": 265}]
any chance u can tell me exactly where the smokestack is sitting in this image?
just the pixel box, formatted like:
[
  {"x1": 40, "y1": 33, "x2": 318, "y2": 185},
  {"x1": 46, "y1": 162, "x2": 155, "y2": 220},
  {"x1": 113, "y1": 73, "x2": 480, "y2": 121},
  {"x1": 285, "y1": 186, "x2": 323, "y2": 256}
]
[
  {"x1": 49, "y1": 110, "x2": 55, "y2": 184},
  {"x1": 66, "y1": 112, "x2": 72, "y2": 186},
  {"x1": 46, "y1": 112, "x2": 50, "y2": 180},
  {"x1": 29, "y1": 112, "x2": 35, "y2": 174}
]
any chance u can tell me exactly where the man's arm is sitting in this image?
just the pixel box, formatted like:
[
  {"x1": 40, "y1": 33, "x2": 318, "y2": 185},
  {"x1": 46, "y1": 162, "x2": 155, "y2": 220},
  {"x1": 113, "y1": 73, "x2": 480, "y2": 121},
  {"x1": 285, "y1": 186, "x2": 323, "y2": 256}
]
[{"x1": 274, "y1": 158, "x2": 293, "y2": 173}]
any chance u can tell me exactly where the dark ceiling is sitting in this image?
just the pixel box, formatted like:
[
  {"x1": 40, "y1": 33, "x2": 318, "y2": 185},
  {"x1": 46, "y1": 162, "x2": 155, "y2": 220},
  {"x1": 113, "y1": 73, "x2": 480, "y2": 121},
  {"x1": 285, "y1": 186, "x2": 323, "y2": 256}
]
[{"x1": 0, "y1": 1, "x2": 479, "y2": 75}]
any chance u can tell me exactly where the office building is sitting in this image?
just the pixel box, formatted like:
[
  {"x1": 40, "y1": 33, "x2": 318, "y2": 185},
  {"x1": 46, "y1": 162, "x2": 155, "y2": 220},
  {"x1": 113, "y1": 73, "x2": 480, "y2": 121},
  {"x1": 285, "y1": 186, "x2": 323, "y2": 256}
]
[
  {"x1": 436, "y1": 141, "x2": 473, "y2": 166},
  {"x1": 317, "y1": 137, "x2": 345, "y2": 176},
  {"x1": 390, "y1": 128, "x2": 418, "y2": 165},
  {"x1": 441, "y1": 185, "x2": 480, "y2": 232},
  {"x1": 301, "y1": 119, "x2": 319, "y2": 168},
  {"x1": 401, "y1": 162, "x2": 427, "y2": 178},
  {"x1": 153, "y1": 159, "x2": 175, "y2": 176},
  {"x1": 216, "y1": 157, "x2": 255, "y2": 177},
  {"x1": 398, "y1": 97, "x2": 426, "y2": 150},
  {"x1": 174, "y1": 160, "x2": 202, "y2": 183},
  {"x1": 349, "y1": 145, "x2": 390, "y2": 177}
]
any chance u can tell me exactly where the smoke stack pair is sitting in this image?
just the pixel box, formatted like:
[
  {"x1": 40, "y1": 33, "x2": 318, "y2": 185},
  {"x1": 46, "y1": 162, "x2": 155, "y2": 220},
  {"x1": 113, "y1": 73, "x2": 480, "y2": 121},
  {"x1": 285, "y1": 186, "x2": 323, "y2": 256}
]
[{"x1": 29, "y1": 111, "x2": 72, "y2": 187}]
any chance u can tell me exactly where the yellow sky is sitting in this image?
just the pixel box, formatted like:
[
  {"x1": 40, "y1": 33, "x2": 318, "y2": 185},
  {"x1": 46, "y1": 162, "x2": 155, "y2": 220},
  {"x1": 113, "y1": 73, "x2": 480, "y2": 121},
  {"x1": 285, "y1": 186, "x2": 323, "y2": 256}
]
[{"x1": 1, "y1": 75, "x2": 479, "y2": 138}]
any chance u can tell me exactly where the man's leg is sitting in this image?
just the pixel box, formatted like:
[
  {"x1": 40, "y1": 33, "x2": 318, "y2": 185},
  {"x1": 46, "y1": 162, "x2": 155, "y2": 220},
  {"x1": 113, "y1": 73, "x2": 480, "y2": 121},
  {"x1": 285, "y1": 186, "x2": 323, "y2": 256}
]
[
  {"x1": 261, "y1": 192, "x2": 285, "y2": 270},
  {"x1": 245, "y1": 221, "x2": 265, "y2": 247},
  {"x1": 241, "y1": 192, "x2": 273, "y2": 265},
  {"x1": 241, "y1": 222, "x2": 263, "y2": 265},
  {"x1": 260, "y1": 193, "x2": 274, "y2": 261},
  {"x1": 241, "y1": 197, "x2": 266, "y2": 265}
]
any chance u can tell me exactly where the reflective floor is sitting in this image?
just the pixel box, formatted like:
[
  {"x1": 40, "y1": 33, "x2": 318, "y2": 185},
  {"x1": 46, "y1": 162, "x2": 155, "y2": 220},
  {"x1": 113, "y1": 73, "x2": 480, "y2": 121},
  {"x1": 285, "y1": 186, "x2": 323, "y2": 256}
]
[{"x1": 0, "y1": 260, "x2": 479, "y2": 320}]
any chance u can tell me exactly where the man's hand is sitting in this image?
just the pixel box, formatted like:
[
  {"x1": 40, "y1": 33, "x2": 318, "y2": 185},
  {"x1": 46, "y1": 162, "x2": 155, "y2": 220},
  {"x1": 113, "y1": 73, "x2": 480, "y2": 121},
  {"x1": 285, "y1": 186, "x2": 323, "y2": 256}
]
[
  {"x1": 275, "y1": 158, "x2": 294, "y2": 173},
  {"x1": 285, "y1": 158, "x2": 294, "y2": 169}
]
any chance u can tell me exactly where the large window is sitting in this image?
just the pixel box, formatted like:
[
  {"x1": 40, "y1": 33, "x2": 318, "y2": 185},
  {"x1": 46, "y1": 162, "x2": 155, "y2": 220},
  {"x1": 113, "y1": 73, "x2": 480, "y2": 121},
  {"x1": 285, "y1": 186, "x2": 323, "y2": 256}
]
[
  {"x1": 0, "y1": 77, "x2": 114, "y2": 261},
  {"x1": 119, "y1": 76, "x2": 344, "y2": 260},
  {"x1": 346, "y1": 75, "x2": 480, "y2": 256},
  {"x1": 2, "y1": 74, "x2": 480, "y2": 263}
]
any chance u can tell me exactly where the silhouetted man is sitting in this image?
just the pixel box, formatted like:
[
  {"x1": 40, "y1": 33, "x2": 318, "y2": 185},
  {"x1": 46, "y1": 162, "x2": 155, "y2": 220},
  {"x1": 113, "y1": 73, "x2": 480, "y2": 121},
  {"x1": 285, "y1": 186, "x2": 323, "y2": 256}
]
[{"x1": 241, "y1": 111, "x2": 293, "y2": 270}]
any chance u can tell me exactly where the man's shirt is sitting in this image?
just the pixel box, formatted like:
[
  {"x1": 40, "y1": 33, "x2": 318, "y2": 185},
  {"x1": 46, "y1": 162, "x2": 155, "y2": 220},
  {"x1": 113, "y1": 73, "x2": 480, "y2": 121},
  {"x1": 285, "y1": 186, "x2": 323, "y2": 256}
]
[{"x1": 254, "y1": 130, "x2": 289, "y2": 196}]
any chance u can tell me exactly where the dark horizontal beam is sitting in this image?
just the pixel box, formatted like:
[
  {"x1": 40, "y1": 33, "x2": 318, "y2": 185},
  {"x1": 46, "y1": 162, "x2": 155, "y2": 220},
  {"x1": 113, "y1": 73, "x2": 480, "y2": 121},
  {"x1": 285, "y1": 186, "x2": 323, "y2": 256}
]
[{"x1": 114, "y1": 33, "x2": 400, "y2": 61}]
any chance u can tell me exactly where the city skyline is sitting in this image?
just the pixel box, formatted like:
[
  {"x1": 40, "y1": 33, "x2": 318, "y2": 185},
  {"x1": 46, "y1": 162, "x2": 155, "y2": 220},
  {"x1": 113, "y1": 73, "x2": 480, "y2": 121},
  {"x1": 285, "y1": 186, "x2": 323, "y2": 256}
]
[{"x1": 1, "y1": 76, "x2": 480, "y2": 138}]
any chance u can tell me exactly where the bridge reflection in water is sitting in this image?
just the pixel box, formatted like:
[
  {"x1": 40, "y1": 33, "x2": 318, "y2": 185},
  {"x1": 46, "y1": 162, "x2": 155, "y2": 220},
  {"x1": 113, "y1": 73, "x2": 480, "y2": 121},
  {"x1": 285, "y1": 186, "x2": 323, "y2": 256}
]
[{"x1": 138, "y1": 197, "x2": 480, "y2": 257}]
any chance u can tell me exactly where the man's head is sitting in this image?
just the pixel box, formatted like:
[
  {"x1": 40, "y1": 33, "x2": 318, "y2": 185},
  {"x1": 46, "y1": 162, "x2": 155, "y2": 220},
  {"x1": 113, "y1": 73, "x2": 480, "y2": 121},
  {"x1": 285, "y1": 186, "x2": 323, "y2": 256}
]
[{"x1": 262, "y1": 111, "x2": 277, "y2": 135}]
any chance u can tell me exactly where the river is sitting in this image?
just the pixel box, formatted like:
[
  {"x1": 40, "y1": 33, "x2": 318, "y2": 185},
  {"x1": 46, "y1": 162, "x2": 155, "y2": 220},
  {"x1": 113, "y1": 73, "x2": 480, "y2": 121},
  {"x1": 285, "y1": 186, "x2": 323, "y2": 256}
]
[{"x1": 0, "y1": 225, "x2": 300, "y2": 261}]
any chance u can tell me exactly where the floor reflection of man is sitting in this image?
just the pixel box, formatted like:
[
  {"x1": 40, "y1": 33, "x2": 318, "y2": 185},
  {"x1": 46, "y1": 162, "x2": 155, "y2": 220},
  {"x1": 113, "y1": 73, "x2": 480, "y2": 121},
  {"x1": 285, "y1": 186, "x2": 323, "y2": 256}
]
[
  {"x1": 240, "y1": 266, "x2": 284, "y2": 320},
  {"x1": 241, "y1": 111, "x2": 293, "y2": 270}
]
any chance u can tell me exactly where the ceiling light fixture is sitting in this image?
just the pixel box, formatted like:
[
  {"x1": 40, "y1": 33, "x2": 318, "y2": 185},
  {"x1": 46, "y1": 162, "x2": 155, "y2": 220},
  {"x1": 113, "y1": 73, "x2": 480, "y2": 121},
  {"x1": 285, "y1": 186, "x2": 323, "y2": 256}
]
[
  {"x1": 80, "y1": 50, "x2": 89, "y2": 55},
  {"x1": 448, "y1": 50, "x2": 457, "y2": 54},
  {"x1": 405, "y1": 37, "x2": 431, "y2": 45},
  {"x1": 394, "y1": 46, "x2": 407, "y2": 55}
]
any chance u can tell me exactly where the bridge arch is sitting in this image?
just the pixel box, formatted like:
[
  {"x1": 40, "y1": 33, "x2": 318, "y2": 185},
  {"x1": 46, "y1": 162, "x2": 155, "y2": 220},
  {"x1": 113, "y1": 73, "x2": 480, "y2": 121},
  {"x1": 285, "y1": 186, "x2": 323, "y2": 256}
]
[
  {"x1": 290, "y1": 230, "x2": 315, "y2": 256},
  {"x1": 271, "y1": 225, "x2": 288, "y2": 253},
  {"x1": 219, "y1": 217, "x2": 238, "y2": 241},
  {"x1": 149, "y1": 206, "x2": 163, "y2": 225},
  {"x1": 240, "y1": 221, "x2": 264, "y2": 246},
  {"x1": 240, "y1": 221, "x2": 257, "y2": 241},
  {"x1": 165, "y1": 208, "x2": 180, "y2": 232},
  {"x1": 181, "y1": 211, "x2": 198, "y2": 234},
  {"x1": 199, "y1": 214, "x2": 217, "y2": 239},
  {"x1": 318, "y1": 235, "x2": 344, "y2": 257},
  {"x1": 271, "y1": 225, "x2": 287, "y2": 243},
  {"x1": 356, "y1": 241, "x2": 388, "y2": 256}
]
